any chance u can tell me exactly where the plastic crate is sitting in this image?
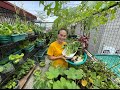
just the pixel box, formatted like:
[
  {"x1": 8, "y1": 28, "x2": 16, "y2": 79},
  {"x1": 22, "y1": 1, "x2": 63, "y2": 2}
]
[
  {"x1": 13, "y1": 49, "x2": 22, "y2": 55},
  {"x1": 0, "y1": 35, "x2": 11, "y2": 44},
  {"x1": 11, "y1": 33, "x2": 27, "y2": 42},
  {"x1": 65, "y1": 52, "x2": 87, "y2": 66},
  {"x1": 35, "y1": 41, "x2": 43, "y2": 47},
  {"x1": 34, "y1": 48, "x2": 47, "y2": 62},
  {"x1": 24, "y1": 45, "x2": 35, "y2": 52},
  {"x1": 0, "y1": 57, "x2": 9, "y2": 65},
  {"x1": 1, "y1": 62, "x2": 15, "y2": 74},
  {"x1": 94, "y1": 54, "x2": 120, "y2": 77},
  {"x1": 34, "y1": 55, "x2": 45, "y2": 62}
]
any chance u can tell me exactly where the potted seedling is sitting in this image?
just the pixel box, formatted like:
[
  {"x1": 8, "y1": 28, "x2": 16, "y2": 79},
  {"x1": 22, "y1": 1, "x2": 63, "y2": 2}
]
[{"x1": 39, "y1": 62, "x2": 46, "y2": 67}]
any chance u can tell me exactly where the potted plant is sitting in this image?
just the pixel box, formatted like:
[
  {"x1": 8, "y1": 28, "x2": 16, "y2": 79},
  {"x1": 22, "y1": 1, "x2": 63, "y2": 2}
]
[
  {"x1": 2, "y1": 79, "x2": 19, "y2": 89},
  {"x1": 0, "y1": 23, "x2": 12, "y2": 44}
]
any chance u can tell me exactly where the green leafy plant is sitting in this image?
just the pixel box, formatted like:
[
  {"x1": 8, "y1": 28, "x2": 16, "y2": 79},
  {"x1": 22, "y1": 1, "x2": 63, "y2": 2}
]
[
  {"x1": 39, "y1": 62, "x2": 46, "y2": 67},
  {"x1": 64, "y1": 67, "x2": 85, "y2": 80},
  {"x1": 63, "y1": 41, "x2": 81, "y2": 56},
  {"x1": 77, "y1": 60, "x2": 120, "y2": 89},
  {"x1": 40, "y1": 1, "x2": 119, "y2": 34},
  {"x1": 33, "y1": 54, "x2": 120, "y2": 89},
  {"x1": 33, "y1": 75, "x2": 48, "y2": 89},
  {"x1": 9, "y1": 53, "x2": 24, "y2": 64},
  {"x1": 13, "y1": 58, "x2": 35, "y2": 80},
  {"x1": 53, "y1": 77, "x2": 80, "y2": 89},
  {"x1": 33, "y1": 69, "x2": 42, "y2": 78},
  {"x1": 2, "y1": 62, "x2": 15, "y2": 74},
  {"x1": 0, "y1": 23, "x2": 13, "y2": 35},
  {"x1": 45, "y1": 66, "x2": 61, "y2": 80},
  {"x1": 0, "y1": 66, "x2": 4, "y2": 73},
  {"x1": 2, "y1": 79, "x2": 19, "y2": 89}
]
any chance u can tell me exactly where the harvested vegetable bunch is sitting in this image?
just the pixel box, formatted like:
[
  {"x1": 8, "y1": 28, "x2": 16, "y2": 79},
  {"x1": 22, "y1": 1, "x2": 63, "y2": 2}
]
[{"x1": 63, "y1": 41, "x2": 81, "y2": 56}]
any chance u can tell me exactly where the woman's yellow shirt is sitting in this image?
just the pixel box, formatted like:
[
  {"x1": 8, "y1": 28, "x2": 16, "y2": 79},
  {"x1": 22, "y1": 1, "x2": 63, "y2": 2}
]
[{"x1": 47, "y1": 41, "x2": 68, "y2": 68}]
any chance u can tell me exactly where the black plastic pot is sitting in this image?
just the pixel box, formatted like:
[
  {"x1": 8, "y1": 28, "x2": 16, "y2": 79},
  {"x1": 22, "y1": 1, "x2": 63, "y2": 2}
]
[{"x1": 14, "y1": 80, "x2": 19, "y2": 89}]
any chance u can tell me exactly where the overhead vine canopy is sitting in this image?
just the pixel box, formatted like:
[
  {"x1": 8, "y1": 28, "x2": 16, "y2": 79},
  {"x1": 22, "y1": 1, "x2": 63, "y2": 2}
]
[{"x1": 39, "y1": 1, "x2": 120, "y2": 32}]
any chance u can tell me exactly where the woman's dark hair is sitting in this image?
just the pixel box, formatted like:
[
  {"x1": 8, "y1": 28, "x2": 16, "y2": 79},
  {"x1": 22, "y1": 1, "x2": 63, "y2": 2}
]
[{"x1": 58, "y1": 28, "x2": 68, "y2": 34}]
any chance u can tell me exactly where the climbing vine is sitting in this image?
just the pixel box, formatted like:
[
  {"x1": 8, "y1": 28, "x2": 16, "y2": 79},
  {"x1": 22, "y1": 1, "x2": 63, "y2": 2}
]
[{"x1": 39, "y1": 1, "x2": 120, "y2": 33}]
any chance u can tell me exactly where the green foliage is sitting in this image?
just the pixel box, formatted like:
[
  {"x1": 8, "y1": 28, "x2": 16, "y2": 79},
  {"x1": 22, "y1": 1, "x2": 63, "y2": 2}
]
[
  {"x1": 39, "y1": 1, "x2": 119, "y2": 35},
  {"x1": 64, "y1": 67, "x2": 85, "y2": 80},
  {"x1": 2, "y1": 62, "x2": 15, "y2": 74},
  {"x1": 33, "y1": 75, "x2": 48, "y2": 89},
  {"x1": 39, "y1": 62, "x2": 46, "y2": 67},
  {"x1": 45, "y1": 66, "x2": 65, "y2": 79},
  {"x1": 0, "y1": 23, "x2": 12, "y2": 35},
  {"x1": 33, "y1": 69, "x2": 42, "y2": 77},
  {"x1": 13, "y1": 58, "x2": 35, "y2": 80},
  {"x1": 2, "y1": 80, "x2": 18, "y2": 89},
  {"x1": 33, "y1": 60, "x2": 120, "y2": 89},
  {"x1": 0, "y1": 20, "x2": 30, "y2": 35},
  {"x1": 0, "y1": 66, "x2": 4, "y2": 72},
  {"x1": 19, "y1": 40, "x2": 35, "y2": 49},
  {"x1": 78, "y1": 60, "x2": 120, "y2": 89},
  {"x1": 9, "y1": 53, "x2": 24, "y2": 64},
  {"x1": 53, "y1": 77, "x2": 80, "y2": 89},
  {"x1": 63, "y1": 41, "x2": 81, "y2": 56}
]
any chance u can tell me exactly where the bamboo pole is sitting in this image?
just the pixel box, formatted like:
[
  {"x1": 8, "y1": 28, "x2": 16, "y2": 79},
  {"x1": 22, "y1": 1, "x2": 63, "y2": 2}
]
[{"x1": 84, "y1": 49, "x2": 98, "y2": 61}]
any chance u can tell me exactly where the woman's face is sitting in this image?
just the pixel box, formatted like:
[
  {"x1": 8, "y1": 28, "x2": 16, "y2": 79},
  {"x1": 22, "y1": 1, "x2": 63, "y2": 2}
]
[{"x1": 58, "y1": 30, "x2": 67, "y2": 43}]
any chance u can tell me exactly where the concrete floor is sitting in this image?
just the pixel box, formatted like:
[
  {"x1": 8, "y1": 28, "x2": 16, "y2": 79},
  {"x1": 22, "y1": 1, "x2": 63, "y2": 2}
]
[{"x1": 23, "y1": 55, "x2": 51, "y2": 89}]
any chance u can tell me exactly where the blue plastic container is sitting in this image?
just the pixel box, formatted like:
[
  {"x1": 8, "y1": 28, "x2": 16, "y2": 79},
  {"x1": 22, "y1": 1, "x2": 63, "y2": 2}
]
[
  {"x1": 94, "y1": 54, "x2": 120, "y2": 77},
  {"x1": 65, "y1": 52, "x2": 87, "y2": 66},
  {"x1": 24, "y1": 45, "x2": 35, "y2": 52},
  {"x1": 34, "y1": 48, "x2": 47, "y2": 62},
  {"x1": 11, "y1": 33, "x2": 27, "y2": 42},
  {"x1": 0, "y1": 35, "x2": 11, "y2": 44},
  {"x1": 13, "y1": 49, "x2": 22, "y2": 55}
]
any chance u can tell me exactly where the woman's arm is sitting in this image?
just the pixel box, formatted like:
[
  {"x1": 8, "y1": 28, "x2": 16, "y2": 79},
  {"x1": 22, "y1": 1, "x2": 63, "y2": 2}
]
[{"x1": 48, "y1": 55, "x2": 66, "y2": 61}]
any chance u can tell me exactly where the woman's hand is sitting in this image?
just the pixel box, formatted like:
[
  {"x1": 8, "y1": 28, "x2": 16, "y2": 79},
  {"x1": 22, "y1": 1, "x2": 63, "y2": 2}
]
[
  {"x1": 48, "y1": 55, "x2": 66, "y2": 60},
  {"x1": 59, "y1": 55, "x2": 66, "y2": 60}
]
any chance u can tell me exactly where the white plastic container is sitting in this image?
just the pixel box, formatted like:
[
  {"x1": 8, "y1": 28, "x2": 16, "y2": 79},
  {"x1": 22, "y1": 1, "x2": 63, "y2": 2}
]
[{"x1": 62, "y1": 49, "x2": 77, "y2": 59}]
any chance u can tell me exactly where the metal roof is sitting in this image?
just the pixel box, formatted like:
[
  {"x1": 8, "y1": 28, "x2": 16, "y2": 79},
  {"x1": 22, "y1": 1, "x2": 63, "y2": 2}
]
[{"x1": 0, "y1": 1, "x2": 37, "y2": 20}]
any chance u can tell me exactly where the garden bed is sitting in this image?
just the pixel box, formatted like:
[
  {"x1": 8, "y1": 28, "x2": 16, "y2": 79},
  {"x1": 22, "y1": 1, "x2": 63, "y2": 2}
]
[{"x1": 32, "y1": 59, "x2": 120, "y2": 89}]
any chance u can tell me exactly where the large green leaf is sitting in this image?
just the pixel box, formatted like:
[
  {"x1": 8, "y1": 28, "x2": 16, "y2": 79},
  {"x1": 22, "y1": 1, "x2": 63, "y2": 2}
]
[
  {"x1": 39, "y1": 1, "x2": 44, "y2": 5},
  {"x1": 53, "y1": 77, "x2": 80, "y2": 89},
  {"x1": 45, "y1": 66, "x2": 65, "y2": 79},
  {"x1": 54, "y1": 1, "x2": 59, "y2": 13},
  {"x1": 90, "y1": 72, "x2": 97, "y2": 80},
  {"x1": 64, "y1": 67, "x2": 85, "y2": 80},
  {"x1": 86, "y1": 1, "x2": 97, "y2": 9},
  {"x1": 95, "y1": 2, "x2": 103, "y2": 10},
  {"x1": 45, "y1": 66, "x2": 59, "y2": 79},
  {"x1": 99, "y1": 3, "x2": 108, "y2": 10}
]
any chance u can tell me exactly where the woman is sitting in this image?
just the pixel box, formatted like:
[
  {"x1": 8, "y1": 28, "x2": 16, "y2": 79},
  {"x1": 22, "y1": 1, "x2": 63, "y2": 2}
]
[{"x1": 47, "y1": 28, "x2": 68, "y2": 68}]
